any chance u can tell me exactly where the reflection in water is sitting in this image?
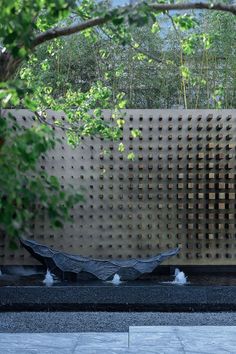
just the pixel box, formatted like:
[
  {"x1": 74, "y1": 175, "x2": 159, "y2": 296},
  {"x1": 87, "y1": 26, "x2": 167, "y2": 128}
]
[{"x1": 4, "y1": 266, "x2": 40, "y2": 276}]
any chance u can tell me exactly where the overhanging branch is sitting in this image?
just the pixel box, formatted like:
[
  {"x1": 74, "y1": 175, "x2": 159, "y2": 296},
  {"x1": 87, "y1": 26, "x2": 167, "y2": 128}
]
[
  {"x1": 32, "y1": 2, "x2": 236, "y2": 49},
  {"x1": 32, "y1": 17, "x2": 108, "y2": 48},
  {"x1": 150, "y1": 2, "x2": 236, "y2": 15}
]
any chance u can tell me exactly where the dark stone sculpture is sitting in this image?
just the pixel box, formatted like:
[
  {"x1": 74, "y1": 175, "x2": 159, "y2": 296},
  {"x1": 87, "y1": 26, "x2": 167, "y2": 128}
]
[{"x1": 20, "y1": 238, "x2": 180, "y2": 281}]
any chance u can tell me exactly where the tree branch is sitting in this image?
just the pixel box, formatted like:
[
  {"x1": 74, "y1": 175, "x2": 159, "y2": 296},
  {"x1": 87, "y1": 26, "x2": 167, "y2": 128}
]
[
  {"x1": 150, "y1": 2, "x2": 236, "y2": 15},
  {"x1": 31, "y1": 2, "x2": 236, "y2": 49},
  {"x1": 32, "y1": 17, "x2": 108, "y2": 48}
]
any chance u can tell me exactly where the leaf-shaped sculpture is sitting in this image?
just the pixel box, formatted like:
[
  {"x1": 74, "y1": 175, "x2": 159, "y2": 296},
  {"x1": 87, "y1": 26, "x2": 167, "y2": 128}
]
[{"x1": 20, "y1": 238, "x2": 180, "y2": 281}]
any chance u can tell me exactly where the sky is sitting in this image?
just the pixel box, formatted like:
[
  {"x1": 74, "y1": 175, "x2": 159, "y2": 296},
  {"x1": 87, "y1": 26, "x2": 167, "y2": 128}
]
[{"x1": 112, "y1": 0, "x2": 136, "y2": 5}]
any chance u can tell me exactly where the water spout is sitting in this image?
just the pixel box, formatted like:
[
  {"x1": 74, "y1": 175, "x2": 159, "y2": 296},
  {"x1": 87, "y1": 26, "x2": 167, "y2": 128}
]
[
  {"x1": 111, "y1": 274, "x2": 121, "y2": 285},
  {"x1": 43, "y1": 269, "x2": 54, "y2": 286},
  {"x1": 173, "y1": 268, "x2": 187, "y2": 285}
]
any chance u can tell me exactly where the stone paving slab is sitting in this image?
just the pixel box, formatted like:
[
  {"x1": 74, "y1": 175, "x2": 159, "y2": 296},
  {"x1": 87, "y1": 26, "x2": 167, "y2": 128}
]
[
  {"x1": 0, "y1": 333, "x2": 78, "y2": 353},
  {"x1": 0, "y1": 349, "x2": 72, "y2": 354},
  {"x1": 0, "y1": 332, "x2": 128, "y2": 353},
  {"x1": 75, "y1": 349, "x2": 185, "y2": 354},
  {"x1": 129, "y1": 326, "x2": 236, "y2": 354},
  {"x1": 0, "y1": 326, "x2": 236, "y2": 353},
  {"x1": 75, "y1": 349, "x2": 233, "y2": 354},
  {"x1": 71, "y1": 332, "x2": 128, "y2": 348}
]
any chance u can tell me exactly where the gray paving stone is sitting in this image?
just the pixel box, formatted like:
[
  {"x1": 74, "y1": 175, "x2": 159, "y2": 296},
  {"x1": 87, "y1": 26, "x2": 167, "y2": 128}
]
[
  {"x1": 74, "y1": 349, "x2": 184, "y2": 354},
  {"x1": 175, "y1": 326, "x2": 236, "y2": 354},
  {"x1": 176, "y1": 326, "x2": 236, "y2": 336},
  {"x1": 180, "y1": 339, "x2": 236, "y2": 353},
  {"x1": 0, "y1": 333, "x2": 78, "y2": 350},
  {"x1": 0, "y1": 326, "x2": 236, "y2": 354},
  {"x1": 73, "y1": 332, "x2": 128, "y2": 348},
  {"x1": 128, "y1": 326, "x2": 236, "y2": 353},
  {"x1": 129, "y1": 328, "x2": 183, "y2": 350},
  {"x1": 0, "y1": 350, "x2": 72, "y2": 354},
  {"x1": 0, "y1": 350, "x2": 38, "y2": 354},
  {"x1": 129, "y1": 334, "x2": 182, "y2": 349},
  {"x1": 129, "y1": 326, "x2": 177, "y2": 333},
  {"x1": 185, "y1": 352, "x2": 231, "y2": 354},
  {"x1": 0, "y1": 333, "x2": 128, "y2": 353}
]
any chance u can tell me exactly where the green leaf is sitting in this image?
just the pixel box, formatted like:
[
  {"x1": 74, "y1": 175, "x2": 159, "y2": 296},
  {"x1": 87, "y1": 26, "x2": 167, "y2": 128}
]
[
  {"x1": 151, "y1": 22, "x2": 160, "y2": 34},
  {"x1": 127, "y1": 152, "x2": 135, "y2": 161},
  {"x1": 131, "y1": 129, "x2": 141, "y2": 138},
  {"x1": 49, "y1": 176, "x2": 60, "y2": 189},
  {"x1": 118, "y1": 142, "x2": 125, "y2": 152},
  {"x1": 173, "y1": 14, "x2": 198, "y2": 31},
  {"x1": 180, "y1": 65, "x2": 190, "y2": 79}
]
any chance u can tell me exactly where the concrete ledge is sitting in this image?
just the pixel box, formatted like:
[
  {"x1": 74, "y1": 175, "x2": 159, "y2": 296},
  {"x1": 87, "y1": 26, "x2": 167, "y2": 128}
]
[{"x1": 1, "y1": 284, "x2": 236, "y2": 312}]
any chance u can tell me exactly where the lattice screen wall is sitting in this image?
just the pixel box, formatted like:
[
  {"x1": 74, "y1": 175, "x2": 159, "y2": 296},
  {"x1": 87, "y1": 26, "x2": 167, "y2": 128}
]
[{"x1": 1, "y1": 109, "x2": 236, "y2": 265}]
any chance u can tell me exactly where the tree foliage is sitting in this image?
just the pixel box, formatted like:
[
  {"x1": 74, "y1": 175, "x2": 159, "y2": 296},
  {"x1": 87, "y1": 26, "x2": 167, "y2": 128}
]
[
  {"x1": 27, "y1": 8, "x2": 236, "y2": 109},
  {"x1": 0, "y1": 114, "x2": 83, "y2": 246}
]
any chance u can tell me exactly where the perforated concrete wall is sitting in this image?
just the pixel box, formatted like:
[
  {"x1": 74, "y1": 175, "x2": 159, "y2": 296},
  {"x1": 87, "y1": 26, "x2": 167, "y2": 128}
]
[{"x1": 1, "y1": 109, "x2": 236, "y2": 265}]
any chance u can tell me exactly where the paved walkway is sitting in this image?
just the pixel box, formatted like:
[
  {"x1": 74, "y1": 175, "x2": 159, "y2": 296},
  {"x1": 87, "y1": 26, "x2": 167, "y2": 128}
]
[{"x1": 0, "y1": 326, "x2": 236, "y2": 353}]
